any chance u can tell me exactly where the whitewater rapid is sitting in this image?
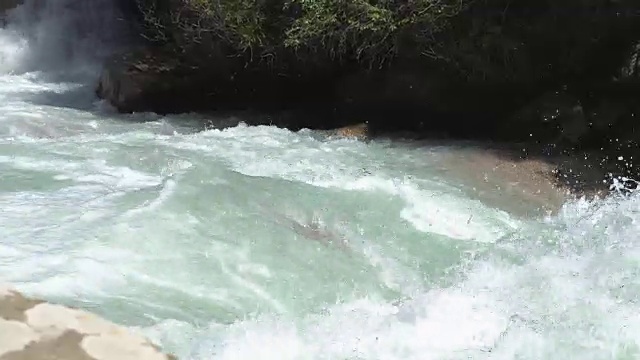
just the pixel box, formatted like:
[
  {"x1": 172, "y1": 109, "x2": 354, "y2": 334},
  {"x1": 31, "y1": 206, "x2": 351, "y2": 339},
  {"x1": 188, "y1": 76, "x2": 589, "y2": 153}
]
[{"x1": 1, "y1": 1, "x2": 640, "y2": 359}]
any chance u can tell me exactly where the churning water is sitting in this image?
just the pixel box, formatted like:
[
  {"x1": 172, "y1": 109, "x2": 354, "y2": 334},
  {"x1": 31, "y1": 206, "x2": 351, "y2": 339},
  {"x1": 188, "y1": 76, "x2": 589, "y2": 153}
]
[{"x1": 1, "y1": 1, "x2": 639, "y2": 359}]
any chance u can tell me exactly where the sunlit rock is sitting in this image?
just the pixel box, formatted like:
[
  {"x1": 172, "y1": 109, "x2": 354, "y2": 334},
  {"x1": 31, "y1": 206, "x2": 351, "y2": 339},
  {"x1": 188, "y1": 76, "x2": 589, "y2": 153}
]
[
  {"x1": 0, "y1": 285, "x2": 176, "y2": 360},
  {"x1": 330, "y1": 122, "x2": 370, "y2": 140}
]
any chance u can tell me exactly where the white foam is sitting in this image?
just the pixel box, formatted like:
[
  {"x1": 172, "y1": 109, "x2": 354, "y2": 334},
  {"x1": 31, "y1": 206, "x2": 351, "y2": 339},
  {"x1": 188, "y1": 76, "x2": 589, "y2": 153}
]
[
  {"x1": 165, "y1": 126, "x2": 520, "y2": 243},
  {"x1": 163, "y1": 291, "x2": 508, "y2": 360},
  {"x1": 0, "y1": 0, "x2": 129, "y2": 75},
  {"x1": 125, "y1": 192, "x2": 640, "y2": 360},
  {"x1": 0, "y1": 10, "x2": 635, "y2": 357},
  {"x1": 122, "y1": 179, "x2": 175, "y2": 217},
  {"x1": 399, "y1": 185, "x2": 519, "y2": 242},
  {"x1": 0, "y1": 151, "x2": 169, "y2": 299},
  {"x1": 0, "y1": 28, "x2": 28, "y2": 73}
]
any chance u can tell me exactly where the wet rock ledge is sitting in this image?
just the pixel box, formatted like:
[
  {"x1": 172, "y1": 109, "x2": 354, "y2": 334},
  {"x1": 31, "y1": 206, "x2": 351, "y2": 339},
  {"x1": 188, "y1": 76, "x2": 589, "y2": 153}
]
[{"x1": 0, "y1": 285, "x2": 175, "y2": 360}]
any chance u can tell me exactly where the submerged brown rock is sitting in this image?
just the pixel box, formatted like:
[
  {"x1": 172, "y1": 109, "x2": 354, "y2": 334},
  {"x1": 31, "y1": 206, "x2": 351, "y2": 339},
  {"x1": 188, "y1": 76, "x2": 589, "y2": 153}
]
[
  {"x1": 323, "y1": 122, "x2": 370, "y2": 141},
  {"x1": 0, "y1": 285, "x2": 176, "y2": 360},
  {"x1": 433, "y1": 143, "x2": 612, "y2": 217}
]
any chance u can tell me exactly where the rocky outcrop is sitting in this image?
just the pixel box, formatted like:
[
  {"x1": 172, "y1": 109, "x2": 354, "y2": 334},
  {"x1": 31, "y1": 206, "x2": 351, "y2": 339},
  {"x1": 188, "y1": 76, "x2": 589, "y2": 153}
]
[
  {"x1": 98, "y1": 0, "x2": 640, "y2": 134},
  {"x1": 96, "y1": 48, "x2": 186, "y2": 114},
  {"x1": 0, "y1": 285, "x2": 175, "y2": 360},
  {"x1": 94, "y1": 0, "x2": 640, "y2": 194},
  {"x1": 95, "y1": 48, "x2": 528, "y2": 138},
  {"x1": 95, "y1": 48, "x2": 341, "y2": 130}
]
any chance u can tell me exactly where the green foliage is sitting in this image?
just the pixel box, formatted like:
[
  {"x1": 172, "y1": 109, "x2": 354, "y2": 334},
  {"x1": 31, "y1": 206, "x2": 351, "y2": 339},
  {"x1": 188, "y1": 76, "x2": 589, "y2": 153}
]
[
  {"x1": 188, "y1": 0, "x2": 267, "y2": 49},
  {"x1": 136, "y1": 0, "x2": 470, "y2": 65},
  {"x1": 283, "y1": 0, "x2": 471, "y2": 65},
  {"x1": 283, "y1": 0, "x2": 397, "y2": 62},
  {"x1": 135, "y1": 0, "x2": 271, "y2": 52},
  {"x1": 135, "y1": 0, "x2": 638, "y2": 81}
]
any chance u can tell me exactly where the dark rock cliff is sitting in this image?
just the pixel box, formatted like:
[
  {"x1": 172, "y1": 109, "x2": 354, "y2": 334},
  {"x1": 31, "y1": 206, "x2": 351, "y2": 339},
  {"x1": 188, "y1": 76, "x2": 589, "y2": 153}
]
[{"x1": 96, "y1": 0, "x2": 640, "y2": 179}]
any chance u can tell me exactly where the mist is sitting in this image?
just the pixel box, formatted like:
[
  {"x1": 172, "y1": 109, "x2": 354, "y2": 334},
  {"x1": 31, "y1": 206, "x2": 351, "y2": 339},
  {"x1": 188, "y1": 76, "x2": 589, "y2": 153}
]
[{"x1": 0, "y1": 0, "x2": 132, "y2": 78}]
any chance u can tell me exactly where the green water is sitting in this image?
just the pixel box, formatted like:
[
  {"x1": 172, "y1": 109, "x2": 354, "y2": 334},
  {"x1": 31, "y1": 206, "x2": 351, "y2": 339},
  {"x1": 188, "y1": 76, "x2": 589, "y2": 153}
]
[{"x1": 2, "y1": 2, "x2": 640, "y2": 357}]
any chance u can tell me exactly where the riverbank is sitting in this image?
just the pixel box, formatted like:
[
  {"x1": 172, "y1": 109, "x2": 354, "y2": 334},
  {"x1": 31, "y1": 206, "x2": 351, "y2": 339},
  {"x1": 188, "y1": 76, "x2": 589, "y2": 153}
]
[
  {"x1": 0, "y1": 285, "x2": 175, "y2": 360},
  {"x1": 93, "y1": 38, "x2": 640, "y2": 199}
]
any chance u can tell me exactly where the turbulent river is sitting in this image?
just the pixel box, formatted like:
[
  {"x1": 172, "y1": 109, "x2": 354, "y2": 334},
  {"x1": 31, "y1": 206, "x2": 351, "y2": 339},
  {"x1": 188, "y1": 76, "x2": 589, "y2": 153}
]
[{"x1": 1, "y1": 1, "x2": 640, "y2": 360}]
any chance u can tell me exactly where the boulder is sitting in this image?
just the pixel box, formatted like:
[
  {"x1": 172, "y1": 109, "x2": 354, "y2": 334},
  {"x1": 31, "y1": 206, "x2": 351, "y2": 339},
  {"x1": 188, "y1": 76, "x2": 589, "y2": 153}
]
[
  {"x1": 96, "y1": 48, "x2": 187, "y2": 114},
  {"x1": 329, "y1": 123, "x2": 370, "y2": 140},
  {"x1": 0, "y1": 285, "x2": 176, "y2": 360},
  {"x1": 95, "y1": 48, "x2": 339, "y2": 127}
]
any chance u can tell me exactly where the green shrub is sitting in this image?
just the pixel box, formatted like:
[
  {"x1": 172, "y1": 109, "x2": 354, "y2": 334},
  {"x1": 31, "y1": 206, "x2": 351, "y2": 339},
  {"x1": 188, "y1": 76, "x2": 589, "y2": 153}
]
[
  {"x1": 136, "y1": 0, "x2": 469, "y2": 63},
  {"x1": 134, "y1": 0, "x2": 638, "y2": 82}
]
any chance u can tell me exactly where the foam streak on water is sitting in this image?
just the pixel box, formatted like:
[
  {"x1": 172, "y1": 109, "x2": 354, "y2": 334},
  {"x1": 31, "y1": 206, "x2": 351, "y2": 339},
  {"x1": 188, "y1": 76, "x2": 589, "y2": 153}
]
[{"x1": 1, "y1": 1, "x2": 639, "y2": 359}]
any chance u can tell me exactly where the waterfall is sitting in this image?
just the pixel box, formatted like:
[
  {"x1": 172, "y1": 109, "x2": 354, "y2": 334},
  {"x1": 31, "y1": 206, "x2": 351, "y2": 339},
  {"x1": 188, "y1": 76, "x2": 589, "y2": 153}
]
[{"x1": 0, "y1": 0, "x2": 134, "y2": 76}]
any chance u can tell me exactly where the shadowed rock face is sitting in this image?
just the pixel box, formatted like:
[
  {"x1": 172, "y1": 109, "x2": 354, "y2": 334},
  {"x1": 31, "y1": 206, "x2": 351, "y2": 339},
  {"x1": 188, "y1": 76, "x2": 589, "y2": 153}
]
[
  {"x1": 0, "y1": 0, "x2": 22, "y2": 12},
  {"x1": 0, "y1": 285, "x2": 176, "y2": 360},
  {"x1": 0, "y1": 0, "x2": 22, "y2": 25}
]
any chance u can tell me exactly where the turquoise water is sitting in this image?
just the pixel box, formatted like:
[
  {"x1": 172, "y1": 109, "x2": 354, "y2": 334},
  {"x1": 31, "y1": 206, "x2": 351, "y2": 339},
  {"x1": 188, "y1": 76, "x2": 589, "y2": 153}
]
[{"x1": 1, "y1": 1, "x2": 640, "y2": 359}]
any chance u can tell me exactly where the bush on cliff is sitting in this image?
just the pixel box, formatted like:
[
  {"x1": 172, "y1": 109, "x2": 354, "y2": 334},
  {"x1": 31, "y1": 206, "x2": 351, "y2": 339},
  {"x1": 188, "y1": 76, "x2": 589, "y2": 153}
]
[
  {"x1": 122, "y1": 0, "x2": 640, "y2": 149},
  {"x1": 134, "y1": 0, "x2": 471, "y2": 67},
  {"x1": 134, "y1": 0, "x2": 637, "y2": 81}
]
